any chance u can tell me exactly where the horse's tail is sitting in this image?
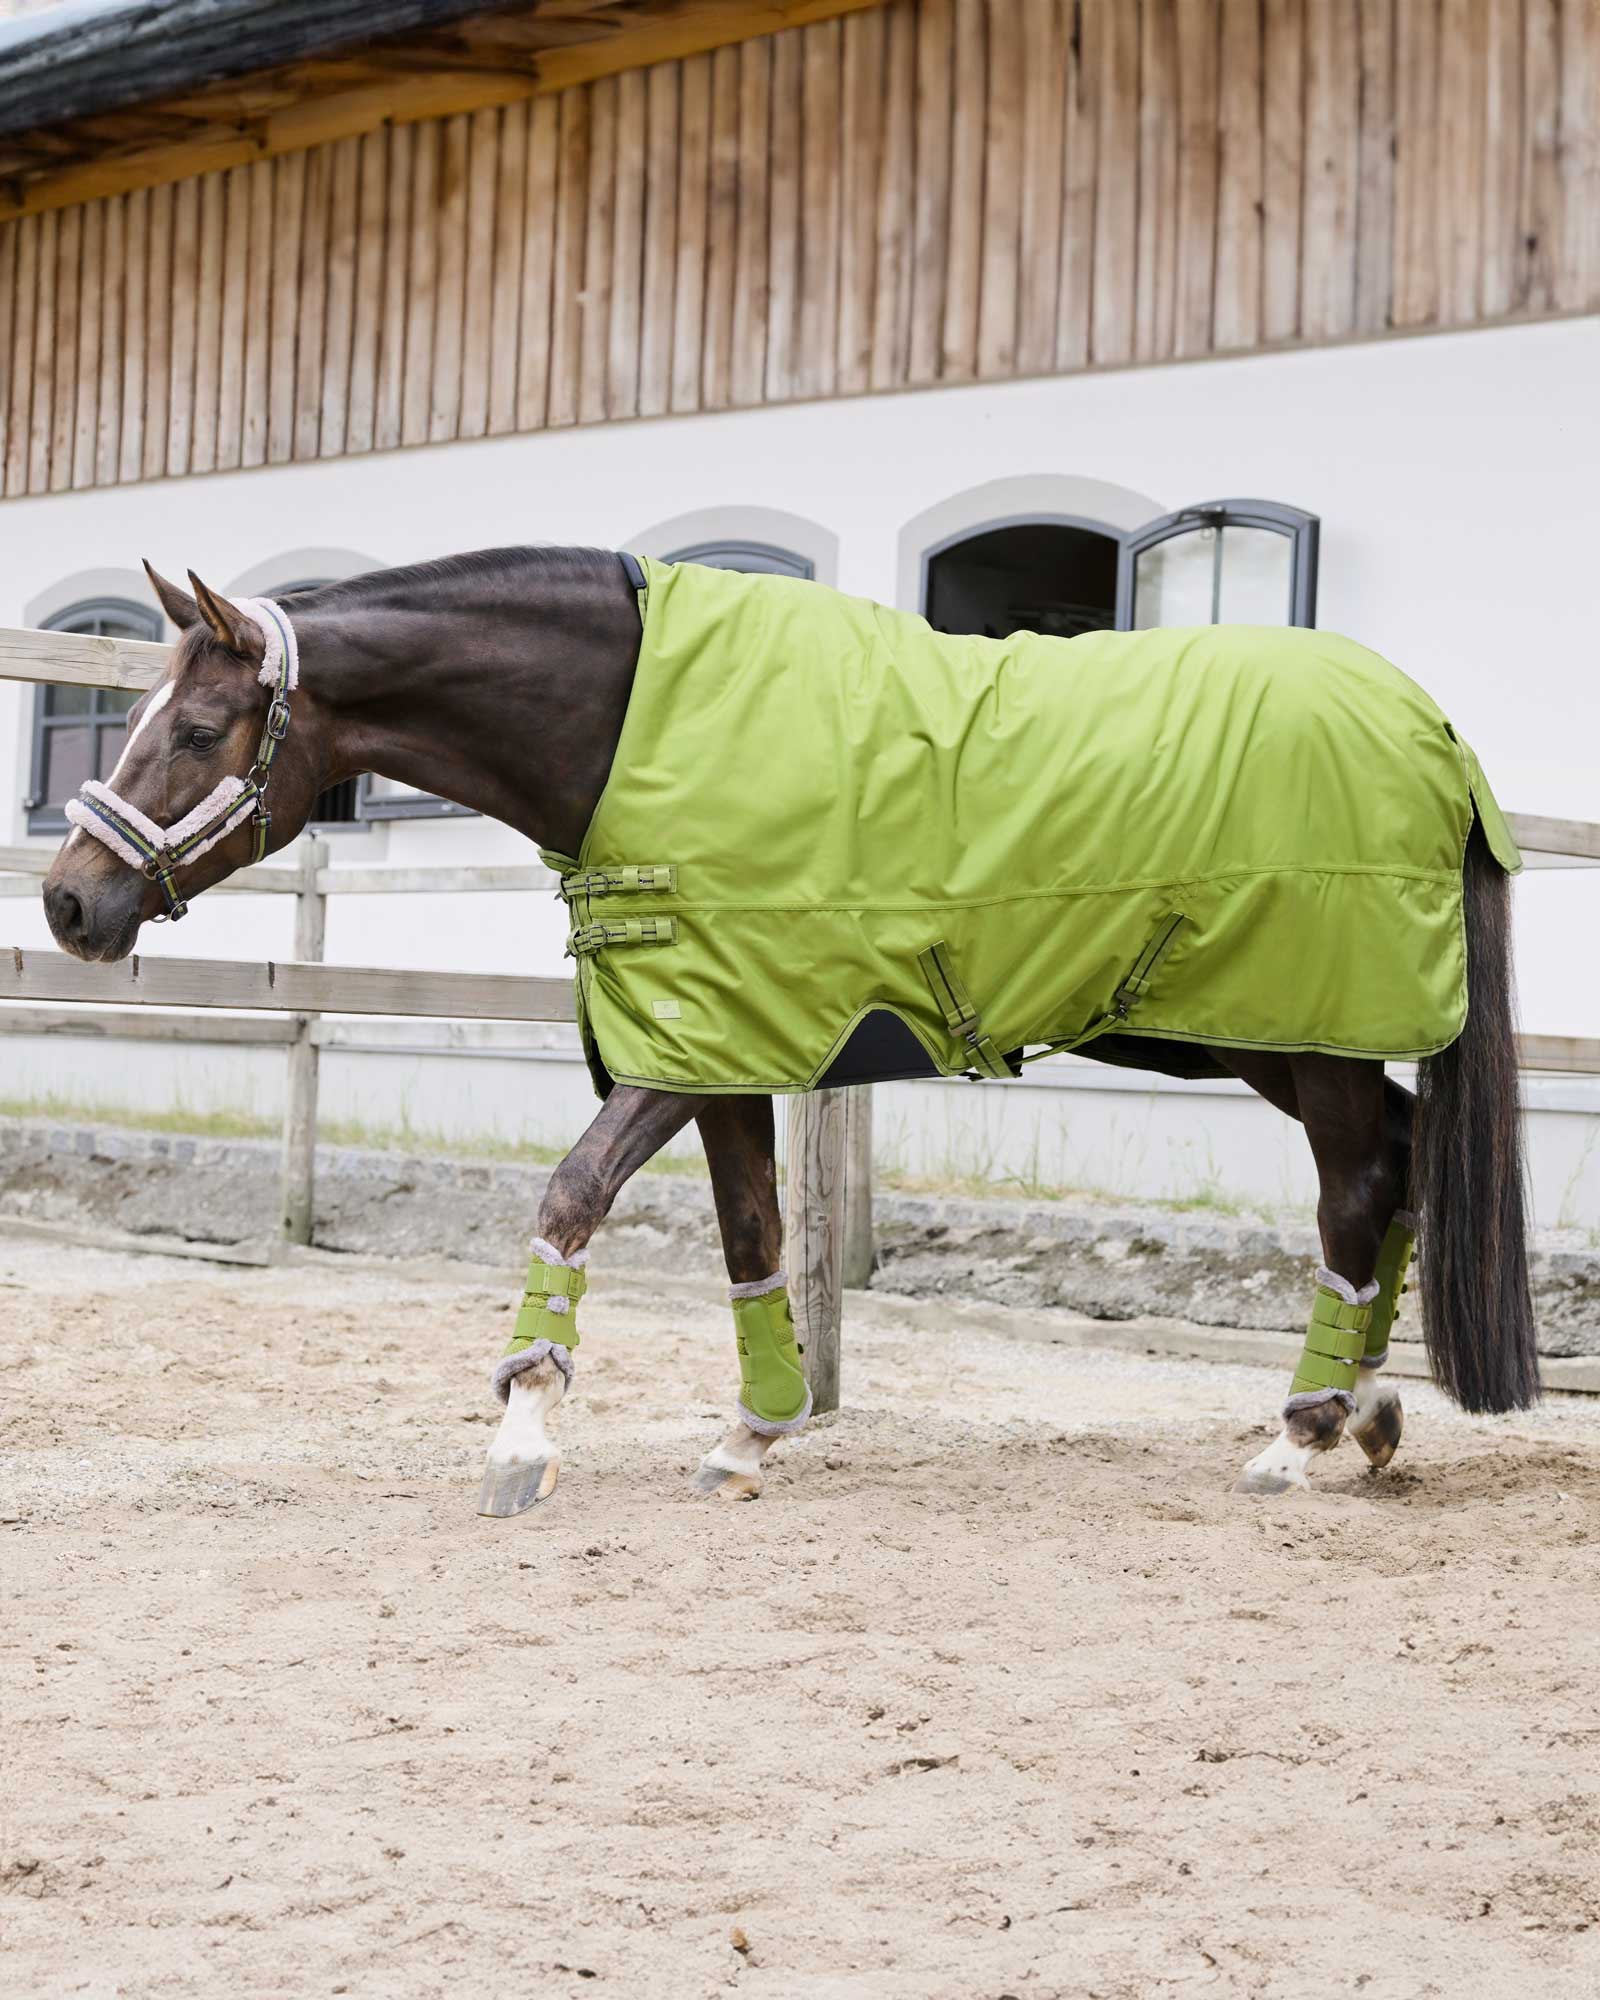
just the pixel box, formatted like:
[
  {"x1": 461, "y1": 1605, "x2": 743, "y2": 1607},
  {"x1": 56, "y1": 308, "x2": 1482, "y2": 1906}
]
[{"x1": 1413, "y1": 820, "x2": 1539, "y2": 1413}]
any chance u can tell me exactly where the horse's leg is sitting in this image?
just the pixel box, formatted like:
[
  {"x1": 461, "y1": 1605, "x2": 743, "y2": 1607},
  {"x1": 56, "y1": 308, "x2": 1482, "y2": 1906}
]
[
  {"x1": 1230, "y1": 1054, "x2": 1410, "y2": 1494},
  {"x1": 690, "y1": 1095, "x2": 810, "y2": 1502},
  {"x1": 478, "y1": 1084, "x2": 705, "y2": 1518}
]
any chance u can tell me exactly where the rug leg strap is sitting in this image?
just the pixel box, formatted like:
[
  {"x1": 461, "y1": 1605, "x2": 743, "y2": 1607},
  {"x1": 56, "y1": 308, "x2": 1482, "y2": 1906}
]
[
  {"x1": 492, "y1": 1238, "x2": 587, "y2": 1403},
  {"x1": 732, "y1": 1273, "x2": 813, "y2": 1436},
  {"x1": 1360, "y1": 1211, "x2": 1416, "y2": 1369},
  {"x1": 1286, "y1": 1273, "x2": 1377, "y2": 1412}
]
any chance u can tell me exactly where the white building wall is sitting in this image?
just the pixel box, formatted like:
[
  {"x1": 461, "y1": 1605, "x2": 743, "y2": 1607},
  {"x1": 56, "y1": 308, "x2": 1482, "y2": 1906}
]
[{"x1": 2, "y1": 316, "x2": 1597, "y2": 1222}]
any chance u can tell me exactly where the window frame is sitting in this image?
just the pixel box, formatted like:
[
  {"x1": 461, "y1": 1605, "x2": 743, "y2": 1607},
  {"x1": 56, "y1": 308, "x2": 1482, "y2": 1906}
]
[
  {"x1": 1114, "y1": 498, "x2": 1320, "y2": 630},
  {"x1": 26, "y1": 597, "x2": 163, "y2": 835},
  {"x1": 664, "y1": 539, "x2": 816, "y2": 580}
]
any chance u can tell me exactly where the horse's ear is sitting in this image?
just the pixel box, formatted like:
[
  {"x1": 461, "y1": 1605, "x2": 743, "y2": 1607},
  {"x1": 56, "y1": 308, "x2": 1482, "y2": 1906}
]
[
  {"x1": 186, "y1": 570, "x2": 266, "y2": 668},
  {"x1": 143, "y1": 559, "x2": 199, "y2": 631}
]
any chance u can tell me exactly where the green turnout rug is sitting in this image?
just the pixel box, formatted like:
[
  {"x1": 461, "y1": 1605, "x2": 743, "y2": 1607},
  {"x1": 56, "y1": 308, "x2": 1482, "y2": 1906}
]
[{"x1": 544, "y1": 558, "x2": 1520, "y2": 1098}]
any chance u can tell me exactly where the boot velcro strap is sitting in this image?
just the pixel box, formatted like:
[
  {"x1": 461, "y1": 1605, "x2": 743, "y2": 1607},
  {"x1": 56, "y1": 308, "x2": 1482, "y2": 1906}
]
[
  {"x1": 1310, "y1": 1288, "x2": 1372, "y2": 1338},
  {"x1": 1292, "y1": 1349, "x2": 1364, "y2": 1393},
  {"x1": 522, "y1": 1261, "x2": 587, "y2": 1305}
]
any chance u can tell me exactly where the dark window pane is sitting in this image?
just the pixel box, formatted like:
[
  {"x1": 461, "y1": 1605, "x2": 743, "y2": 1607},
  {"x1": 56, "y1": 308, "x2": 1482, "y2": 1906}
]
[
  {"x1": 43, "y1": 725, "x2": 95, "y2": 803},
  {"x1": 94, "y1": 725, "x2": 130, "y2": 781},
  {"x1": 98, "y1": 688, "x2": 141, "y2": 717},
  {"x1": 44, "y1": 683, "x2": 94, "y2": 717}
]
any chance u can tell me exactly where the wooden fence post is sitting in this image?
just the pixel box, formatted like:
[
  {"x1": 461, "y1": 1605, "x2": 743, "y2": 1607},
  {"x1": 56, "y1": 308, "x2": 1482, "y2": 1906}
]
[
  {"x1": 785, "y1": 1087, "x2": 847, "y2": 1415},
  {"x1": 842, "y1": 1084, "x2": 875, "y2": 1289},
  {"x1": 280, "y1": 835, "x2": 327, "y2": 1244}
]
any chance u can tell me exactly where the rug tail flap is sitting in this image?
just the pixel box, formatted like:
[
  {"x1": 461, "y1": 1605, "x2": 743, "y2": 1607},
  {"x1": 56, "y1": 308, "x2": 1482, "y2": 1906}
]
[{"x1": 1454, "y1": 734, "x2": 1522, "y2": 875}]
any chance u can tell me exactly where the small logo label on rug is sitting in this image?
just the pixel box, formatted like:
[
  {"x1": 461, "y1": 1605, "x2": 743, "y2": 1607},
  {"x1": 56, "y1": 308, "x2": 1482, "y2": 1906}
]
[{"x1": 651, "y1": 998, "x2": 682, "y2": 1020}]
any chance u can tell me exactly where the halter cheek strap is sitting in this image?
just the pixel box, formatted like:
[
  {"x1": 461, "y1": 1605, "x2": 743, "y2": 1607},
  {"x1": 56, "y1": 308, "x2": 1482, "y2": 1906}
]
[{"x1": 63, "y1": 597, "x2": 299, "y2": 922}]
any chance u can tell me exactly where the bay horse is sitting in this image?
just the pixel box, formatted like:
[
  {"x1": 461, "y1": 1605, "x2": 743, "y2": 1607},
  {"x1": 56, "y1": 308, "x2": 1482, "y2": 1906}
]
[{"x1": 41, "y1": 549, "x2": 1538, "y2": 1514}]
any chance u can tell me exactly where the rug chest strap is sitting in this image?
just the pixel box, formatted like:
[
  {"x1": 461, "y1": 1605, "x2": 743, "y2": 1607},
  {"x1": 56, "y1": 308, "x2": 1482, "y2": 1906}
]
[
  {"x1": 570, "y1": 915, "x2": 678, "y2": 956},
  {"x1": 917, "y1": 940, "x2": 1017, "y2": 1080},
  {"x1": 560, "y1": 863, "x2": 677, "y2": 898}
]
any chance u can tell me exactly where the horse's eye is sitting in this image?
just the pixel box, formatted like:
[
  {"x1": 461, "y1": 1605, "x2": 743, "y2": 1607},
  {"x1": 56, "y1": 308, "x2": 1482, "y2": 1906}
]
[{"x1": 187, "y1": 726, "x2": 218, "y2": 752}]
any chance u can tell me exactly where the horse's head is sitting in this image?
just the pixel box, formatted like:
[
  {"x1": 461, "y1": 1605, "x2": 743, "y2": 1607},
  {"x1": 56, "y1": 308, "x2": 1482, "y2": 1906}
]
[{"x1": 43, "y1": 564, "x2": 327, "y2": 960}]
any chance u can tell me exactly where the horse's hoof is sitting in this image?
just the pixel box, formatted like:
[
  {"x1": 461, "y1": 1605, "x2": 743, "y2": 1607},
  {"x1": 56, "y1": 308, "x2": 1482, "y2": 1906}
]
[
  {"x1": 477, "y1": 1454, "x2": 559, "y2": 1517},
  {"x1": 1352, "y1": 1392, "x2": 1403, "y2": 1469},
  {"x1": 1233, "y1": 1468, "x2": 1305, "y2": 1496},
  {"x1": 691, "y1": 1461, "x2": 763, "y2": 1501}
]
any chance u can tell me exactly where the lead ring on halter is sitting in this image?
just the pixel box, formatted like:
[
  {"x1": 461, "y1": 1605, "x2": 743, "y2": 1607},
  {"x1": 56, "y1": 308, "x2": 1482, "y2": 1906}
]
[{"x1": 63, "y1": 597, "x2": 299, "y2": 923}]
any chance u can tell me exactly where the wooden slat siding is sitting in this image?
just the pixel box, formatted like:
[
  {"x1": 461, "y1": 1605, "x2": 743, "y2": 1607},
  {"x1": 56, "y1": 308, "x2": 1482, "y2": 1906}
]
[
  {"x1": 1519, "y1": 0, "x2": 1561, "y2": 309},
  {"x1": 0, "y1": 219, "x2": 14, "y2": 494},
  {"x1": 869, "y1": 0, "x2": 916, "y2": 388},
  {"x1": 50, "y1": 204, "x2": 81, "y2": 493},
  {"x1": 29, "y1": 209, "x2": 57, "y2": 493},
  {"x1": 639, "y1": 63, "x2": 680, "y2": 416},
  {"x1": 764, "y1": 31, "x2": 802, "y2": 399},
  {"x1": 319, "y1": 136, "x2": 361, "y2": 458},
  {"x1": 346, "y1": 129, "x2": 388, "y2": 453},
  {"x1": 1392, "y1": 0, "x2": 1440, "y2": 326},
  {"x1": 516, "y1": 94, "x2": 559, "y2": 428},
  {"x1": 293, "y1": 142, "x2": 331, "y2": 460},
  {"x1": 671, "y1": 55, "x2": 712, "y2": 412},
  {"x1": 1015, "y1": 0, "x2": 1066, "y2": 375},
  {"x1": 1438, "y1": 0, "x2": 1487, "y2": 324},
  {"x1": 1056, "y1": 0, "x2": 1099, "y2": 369},
  {"x1": 1480, "y1": 0, "x2": 1523, "y2": 318},
  {"x1": 1300, "y1": 0, "x2": 1360, "y2": 341},
  {"x1": 703, "y1": 45, "x2": 743, "y2": 406},
  {"x1": 488, "y1": 104, "x2": 529, "y2": 435},
  {"x1": 163, "y1": 181, "x2": 197, "y2": 478},
  {"x1": 1, "y1": 215, "x2": 29, "y2": 496},
  {"x1": 188, "y1": 174, "x2": 223, "y2": 475},
  {"x1": 428, "y1": 114, "x2": 470, "y2": 442},
  {"x1": 458, "y1": 108, "x2": 499, "y2": 440},
  {"x1": 216, "y1": 167, "x2": 250, "y2": 469},
  {"x1": 239, "y1": 165, "x2": 272, "y2": 467},
  {"x1": 1173, "y1": 0, "x2": 1221, "y2": 358},
  {"x1": 1136, "y1": 0, "x2": 1179, "y2": 363},
  {"x1": 731, "y1": 37, "x2": 772, "y2": 404},
  {"x1": 977, "y1": 0, "x2": 1024, "y2": 376},
  {"x1": 1559, "y1": 0, "x2": 1600, "y2": 307},
  {"x1": 267, "y1": 153, "x2": 303, "y2": 462},
  {"x1": 1261, "y1": 0, "x2": 1304, "y2": 342},
  {"x1": 837, "y1": 10, "x2": 883, "y2": 395},
  {"x1": 908, "y1": 0, "x2": 953, "y2": 384},
  {"x1": 71, "y1": 199, "x2": 103, "y2": 488},
  {"x1": 606, "y1": 71, "x2": 645, "y2": 419},
  {"x1": 798, "y1": 21, "x2": 845, "y2": 397},
  {"x1": 1213, "y1": 0, "x2": 1262, "y2": 349},
  {"x1": 548, "y1": 86, "x2": 590, "y2": 427},
  {"x1": 118, "y1": 190, "x2": 146, "y2": 482},
  {"x1": 1353, "y1": 0, "x2": 1395, "y2": 334},
  {"x1": 1092, "y1": 0, "x2": 1139, "y2": 365},
  {"x1": 375, "y1": 123, "x2": 412, "y2": 451},
  {"x1": 579, "y1": 79, "x2": 618, "y2": 425},
  {"x1": 941, "y1": 0, "x2": 986, "y2": 379},
  {"x1": 400, "y1": 122, "x2": 438, "y2": 446}
]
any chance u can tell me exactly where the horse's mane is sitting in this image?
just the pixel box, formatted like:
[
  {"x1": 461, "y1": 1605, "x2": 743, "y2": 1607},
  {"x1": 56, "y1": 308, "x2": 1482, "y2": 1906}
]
[{"x1": 281, "y1": 545, "x2": 622, "y2": 611}]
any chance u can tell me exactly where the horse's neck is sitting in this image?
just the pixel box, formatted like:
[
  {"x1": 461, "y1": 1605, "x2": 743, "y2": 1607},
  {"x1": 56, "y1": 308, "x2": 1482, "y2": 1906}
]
[{"x1": 310, "y1": 557, "x2": 642, "y2": 855}]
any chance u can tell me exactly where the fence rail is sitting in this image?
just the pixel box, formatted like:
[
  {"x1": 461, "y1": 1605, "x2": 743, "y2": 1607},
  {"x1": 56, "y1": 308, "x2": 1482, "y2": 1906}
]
[{"x1": 5, "y1": 621, "x2": 1600, "y2": 1410}]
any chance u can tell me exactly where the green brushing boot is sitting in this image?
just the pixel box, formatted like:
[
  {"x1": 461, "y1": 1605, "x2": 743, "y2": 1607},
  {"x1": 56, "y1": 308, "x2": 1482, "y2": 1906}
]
[
  {"x1": 1286, "y1": 1273, "x2": 1376, "y2": 1412},
  {"x1": 1348, "y1": 1212, "x2": 1414, "y2": 1468},
  {"x1": 732, "y1": 1275, "x2": 812, "y2": 1436},
  {"x1": 491, "y1": 1238, "x2": 586, "y2": 1404}
]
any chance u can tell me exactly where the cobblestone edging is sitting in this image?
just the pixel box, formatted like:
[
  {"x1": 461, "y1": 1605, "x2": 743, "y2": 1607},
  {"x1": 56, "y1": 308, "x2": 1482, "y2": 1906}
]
[{"x1": 2, "y1": 1114, "x2": 1597, "y2": 1354}]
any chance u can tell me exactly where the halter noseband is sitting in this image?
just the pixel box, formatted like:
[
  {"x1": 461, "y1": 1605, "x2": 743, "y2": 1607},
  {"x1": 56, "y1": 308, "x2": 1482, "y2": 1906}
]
[{"x1": 63, "y1": 598, "x2": 299, "y2": 922}]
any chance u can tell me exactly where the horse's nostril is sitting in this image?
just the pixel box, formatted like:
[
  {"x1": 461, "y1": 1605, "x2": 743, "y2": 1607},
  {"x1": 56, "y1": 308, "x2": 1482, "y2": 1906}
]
[{"x1": 45, "y1": 882, "x2": 87, "y2": 942}]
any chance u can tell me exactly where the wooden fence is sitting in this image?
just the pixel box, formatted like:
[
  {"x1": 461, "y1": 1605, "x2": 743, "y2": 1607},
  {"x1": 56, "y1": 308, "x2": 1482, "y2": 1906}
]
[{"x1": 3, "y1": 620, "x2": 1600, "y2": 1413}]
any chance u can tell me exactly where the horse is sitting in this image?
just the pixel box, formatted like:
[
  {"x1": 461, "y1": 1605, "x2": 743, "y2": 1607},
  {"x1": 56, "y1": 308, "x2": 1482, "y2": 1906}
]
[{"x1": 41, "y1": 548, "x2": 1539, "y2": 1516}]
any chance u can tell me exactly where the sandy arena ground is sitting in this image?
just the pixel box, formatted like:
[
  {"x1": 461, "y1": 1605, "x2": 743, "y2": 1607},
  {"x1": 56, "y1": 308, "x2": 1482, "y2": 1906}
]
[{"x1": 4, "y1": 1231, "x2": 1600, "y2": 2000}]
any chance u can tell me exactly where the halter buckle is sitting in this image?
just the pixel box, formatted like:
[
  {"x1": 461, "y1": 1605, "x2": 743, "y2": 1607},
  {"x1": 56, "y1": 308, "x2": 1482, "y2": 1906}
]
[{"x1": 265, "y1": 696, "x2": 291, "y2": 741}]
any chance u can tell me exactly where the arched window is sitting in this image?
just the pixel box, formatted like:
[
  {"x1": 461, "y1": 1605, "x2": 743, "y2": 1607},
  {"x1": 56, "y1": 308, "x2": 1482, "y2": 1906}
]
[
  {"x1": 26, "y1": 600, "x2": 160, "y2": 834},
  {"x1": 664, "y1": 539, "x2": 814, "y2": 581}
]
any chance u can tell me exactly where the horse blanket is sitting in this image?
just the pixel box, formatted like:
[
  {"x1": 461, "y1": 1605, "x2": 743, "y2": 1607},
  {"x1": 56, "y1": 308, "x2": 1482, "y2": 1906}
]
[{"x1": 543, "y1": 557, "x2": 1520, "y2": 1098}]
